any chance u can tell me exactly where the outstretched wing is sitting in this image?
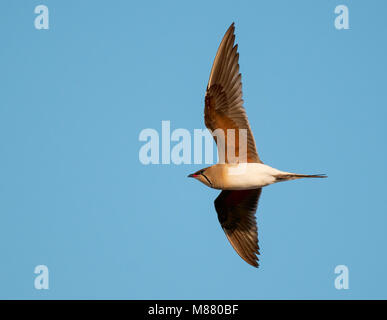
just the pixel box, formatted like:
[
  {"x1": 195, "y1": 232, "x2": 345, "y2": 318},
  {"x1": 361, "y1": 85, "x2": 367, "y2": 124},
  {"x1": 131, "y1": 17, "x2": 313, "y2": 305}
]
[
  {"x1": 205, "y1": 23, "x2": 262, "y2": 164},
  {"x1": 214, "y1": 188, "x2": 262, "y2": 267}
]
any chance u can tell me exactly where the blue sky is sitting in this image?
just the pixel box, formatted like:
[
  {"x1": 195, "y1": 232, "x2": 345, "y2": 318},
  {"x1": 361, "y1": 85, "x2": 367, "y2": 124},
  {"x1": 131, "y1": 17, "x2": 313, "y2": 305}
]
[{"x1": 0, "y1": 0, "x2": 386, "y2": 299}]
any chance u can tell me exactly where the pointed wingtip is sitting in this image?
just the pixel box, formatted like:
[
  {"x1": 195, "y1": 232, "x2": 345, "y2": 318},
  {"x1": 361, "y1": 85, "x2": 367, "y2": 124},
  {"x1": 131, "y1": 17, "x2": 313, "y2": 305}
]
[
  {"x1": 228, "y1": 22, "x2": 235, "y2": 32},
  {"x1": 247, "y1": 257, "x2": 259, "y2": 268}
]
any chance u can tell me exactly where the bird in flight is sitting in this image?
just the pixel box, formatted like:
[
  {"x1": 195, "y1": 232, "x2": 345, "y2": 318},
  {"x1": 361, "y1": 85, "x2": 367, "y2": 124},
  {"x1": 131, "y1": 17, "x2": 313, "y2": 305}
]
[{"x1": 188, "y1": 23, "x2": 326, "y2": 268}]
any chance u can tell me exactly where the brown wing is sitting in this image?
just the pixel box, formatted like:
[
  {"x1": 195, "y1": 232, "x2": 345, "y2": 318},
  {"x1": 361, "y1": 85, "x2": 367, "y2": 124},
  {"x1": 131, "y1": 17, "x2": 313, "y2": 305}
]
[
  {"x1": 214, "y1": 188, "x2": 262, "y2": 267},
  {"x1": 205, "y1": 23, "x2": 262, "y2": 164}
]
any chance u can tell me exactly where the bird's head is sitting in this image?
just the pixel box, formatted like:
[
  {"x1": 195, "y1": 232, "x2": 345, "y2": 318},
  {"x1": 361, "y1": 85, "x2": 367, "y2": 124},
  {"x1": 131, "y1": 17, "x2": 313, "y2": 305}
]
[{"x1": 188, "y1": 167, "x2": 213, "y2": 187}]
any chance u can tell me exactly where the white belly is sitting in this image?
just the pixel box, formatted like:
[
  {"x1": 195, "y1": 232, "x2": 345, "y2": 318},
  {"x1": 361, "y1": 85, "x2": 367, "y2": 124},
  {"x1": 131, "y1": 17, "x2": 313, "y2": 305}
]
[{"x1": 222, "y1": 163, "x2": 284, "y2": 190}]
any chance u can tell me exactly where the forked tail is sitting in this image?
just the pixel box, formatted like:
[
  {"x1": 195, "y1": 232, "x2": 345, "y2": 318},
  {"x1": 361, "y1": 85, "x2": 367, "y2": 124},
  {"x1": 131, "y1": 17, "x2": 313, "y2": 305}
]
[{"x1": 275, "y1": 173, "x2": 327, "y2": 182}]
